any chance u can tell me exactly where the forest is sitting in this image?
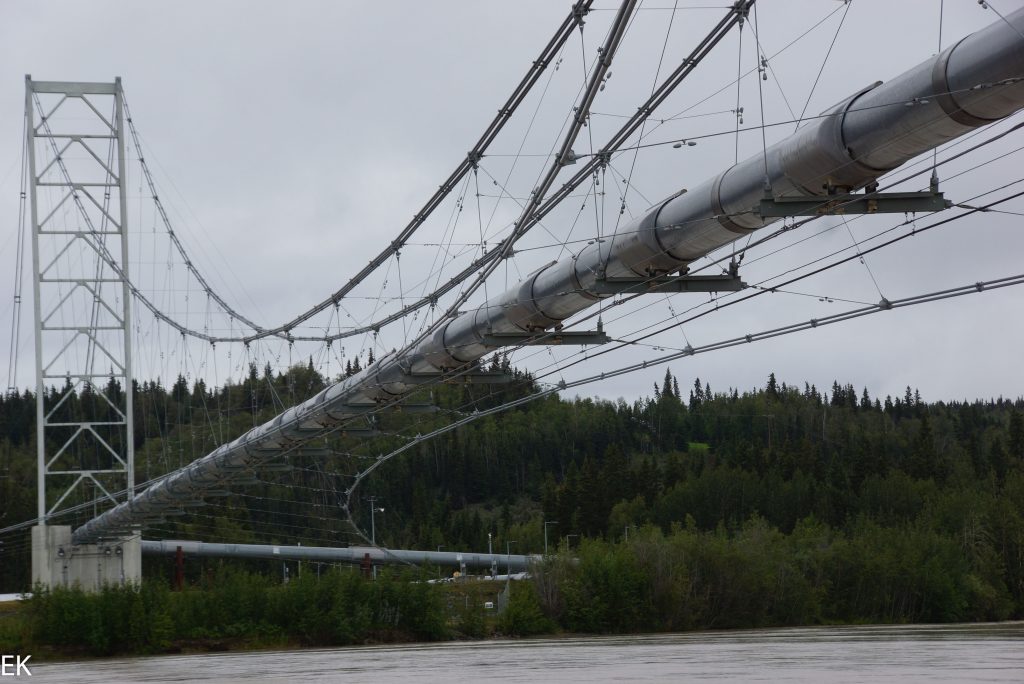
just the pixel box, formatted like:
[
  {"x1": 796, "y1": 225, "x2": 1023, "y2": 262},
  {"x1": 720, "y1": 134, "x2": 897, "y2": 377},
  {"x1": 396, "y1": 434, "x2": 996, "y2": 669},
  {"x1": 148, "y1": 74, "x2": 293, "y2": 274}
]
[{"x1": 1, "y1": 360, "x2": 1023, "y2": 647}]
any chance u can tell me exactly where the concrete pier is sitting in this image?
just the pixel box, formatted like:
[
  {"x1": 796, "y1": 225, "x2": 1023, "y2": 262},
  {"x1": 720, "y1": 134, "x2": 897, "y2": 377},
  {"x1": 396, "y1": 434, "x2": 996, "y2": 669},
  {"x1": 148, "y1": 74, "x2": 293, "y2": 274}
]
[{"x1": 31, "y1": 525, "x2": 141, "y2": 591}]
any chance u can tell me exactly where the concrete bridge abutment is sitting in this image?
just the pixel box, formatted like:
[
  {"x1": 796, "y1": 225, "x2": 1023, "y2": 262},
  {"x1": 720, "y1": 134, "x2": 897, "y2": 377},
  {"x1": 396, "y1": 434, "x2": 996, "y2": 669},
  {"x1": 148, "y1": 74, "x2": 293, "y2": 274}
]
[{"x1": 31, "y1": 525, "x2": 141, "y2": 591}]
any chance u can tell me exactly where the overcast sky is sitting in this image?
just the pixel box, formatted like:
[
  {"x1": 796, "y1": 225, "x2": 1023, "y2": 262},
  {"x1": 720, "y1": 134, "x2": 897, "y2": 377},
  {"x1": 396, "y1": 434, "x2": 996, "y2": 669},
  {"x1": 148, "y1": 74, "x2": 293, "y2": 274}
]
[{"x1": 2, "y1": 0, "x2": 1023, "y2": 407}]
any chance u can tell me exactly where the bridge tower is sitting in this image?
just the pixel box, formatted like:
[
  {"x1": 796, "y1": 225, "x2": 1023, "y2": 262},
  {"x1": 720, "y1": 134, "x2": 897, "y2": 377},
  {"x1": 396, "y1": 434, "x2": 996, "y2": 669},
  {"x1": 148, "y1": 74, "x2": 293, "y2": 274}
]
[{"x1": 26, "y1": 77, "x2": 140, "y2": 589}]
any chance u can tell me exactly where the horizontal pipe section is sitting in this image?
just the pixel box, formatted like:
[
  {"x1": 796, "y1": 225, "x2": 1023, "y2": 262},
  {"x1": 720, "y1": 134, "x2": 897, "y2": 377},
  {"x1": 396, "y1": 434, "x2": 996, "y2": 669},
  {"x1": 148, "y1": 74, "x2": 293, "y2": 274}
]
[
  {"x1": 74, "y1": 8, "x2": 1024, "y2": 544},
  {"x1": 141, "y1": 539, "x2": 534, "y2": 572}
]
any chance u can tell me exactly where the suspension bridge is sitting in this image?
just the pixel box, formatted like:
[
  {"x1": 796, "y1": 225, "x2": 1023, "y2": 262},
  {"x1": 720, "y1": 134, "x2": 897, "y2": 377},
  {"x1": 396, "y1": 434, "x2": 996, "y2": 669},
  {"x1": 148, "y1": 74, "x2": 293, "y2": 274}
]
[{"x1": 2, "y1": 1, "x2": 1024, "y2": 589}]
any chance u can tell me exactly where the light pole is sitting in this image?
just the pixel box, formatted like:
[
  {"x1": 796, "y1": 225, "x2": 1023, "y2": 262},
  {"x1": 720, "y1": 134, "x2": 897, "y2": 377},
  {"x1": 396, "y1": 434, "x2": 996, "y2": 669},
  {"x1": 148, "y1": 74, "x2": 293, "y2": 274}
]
[
  {"x1": 368, "y1": 496, "x2": 385, "y2": 545},
  {"x1": 488, "y1": 532, "x2": 495, "y2": 578},
  {"x1": 564, "y1": 534, "x2": 579, "y2": 552},
  {"x1": 544, "y1": 520, "x2": 559, "y2": 556},
  {"x1": 368, "y1": 496, "x2": 384, "y2": 579},
  {"x1": 436, "y1": 545, "x2": 444, "y2": 579},
  {"x1": 506, "y1": 540, "x2": 516, "y2": 579}
]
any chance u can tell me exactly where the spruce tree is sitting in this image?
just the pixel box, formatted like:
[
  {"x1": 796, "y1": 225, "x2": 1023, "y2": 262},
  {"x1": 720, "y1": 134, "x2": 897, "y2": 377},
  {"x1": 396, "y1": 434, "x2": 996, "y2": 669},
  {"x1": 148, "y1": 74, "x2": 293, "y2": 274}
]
[
  {"x1": 1009, "y1": 409, "x2": 1024, "y2": 461},
  {"x1": 906, "y1": 415, "x2": 934, "y2": 479}
]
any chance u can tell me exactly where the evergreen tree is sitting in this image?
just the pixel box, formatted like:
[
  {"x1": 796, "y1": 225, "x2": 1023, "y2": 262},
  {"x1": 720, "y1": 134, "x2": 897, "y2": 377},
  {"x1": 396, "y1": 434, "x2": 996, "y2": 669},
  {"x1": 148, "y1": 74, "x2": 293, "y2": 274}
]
[
  {"x1": 662, "y1": 369, "x2": 675, "y2": 400},
  {"x1": 689, "y1": 378, "x2": 704, "y2": 411},
  {"x1": 906, "y1": 415, "x2": 934, "y2": 479},
  {"x1": 1009, "y1": 409, "x2": 1024, "y2": 461},
  {"x1": 860, "y1": 387, "x2": 872, "y2": 410},
  {"x1": 991, "y1": 437, "x2": 1009, "y2": 484}
]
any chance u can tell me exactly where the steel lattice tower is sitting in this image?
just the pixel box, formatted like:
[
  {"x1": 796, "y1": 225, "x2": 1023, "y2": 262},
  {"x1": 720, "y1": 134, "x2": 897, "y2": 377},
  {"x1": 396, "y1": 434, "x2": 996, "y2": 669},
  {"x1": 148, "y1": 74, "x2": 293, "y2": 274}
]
[{"x1": 26, "y1": 77, "x2": 135, "y2": 524}]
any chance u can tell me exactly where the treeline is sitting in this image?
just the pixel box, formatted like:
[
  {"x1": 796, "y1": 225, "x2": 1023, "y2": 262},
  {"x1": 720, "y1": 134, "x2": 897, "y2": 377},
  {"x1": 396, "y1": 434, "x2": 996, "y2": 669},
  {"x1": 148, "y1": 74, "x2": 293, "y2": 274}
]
[{"x1": 3, "y1": 364, "x2": 1024, "y2": 625}]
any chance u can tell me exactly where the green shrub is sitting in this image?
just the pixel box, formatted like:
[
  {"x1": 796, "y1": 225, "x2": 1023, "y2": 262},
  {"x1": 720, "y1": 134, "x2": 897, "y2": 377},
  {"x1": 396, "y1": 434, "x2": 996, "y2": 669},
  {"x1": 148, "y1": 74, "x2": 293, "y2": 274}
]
[{"x1": 498, "y1": 582, "x2": 554, "y2": 637}]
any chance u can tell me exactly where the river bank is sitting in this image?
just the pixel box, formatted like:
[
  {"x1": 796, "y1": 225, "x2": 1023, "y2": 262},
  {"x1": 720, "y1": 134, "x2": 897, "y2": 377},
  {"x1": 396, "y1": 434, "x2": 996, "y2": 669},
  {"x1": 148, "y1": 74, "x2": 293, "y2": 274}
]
[
  {"x1": 3, "y1": 570, "x2": 1023, "y2": 665},
  {"x1": 5, "y1": 513, "x2": 1024, "y2": 660}
]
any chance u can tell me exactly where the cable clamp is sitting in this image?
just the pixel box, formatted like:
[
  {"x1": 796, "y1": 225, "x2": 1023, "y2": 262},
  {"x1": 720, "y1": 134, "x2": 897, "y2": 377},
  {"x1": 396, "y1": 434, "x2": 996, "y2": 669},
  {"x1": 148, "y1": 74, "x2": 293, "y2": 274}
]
[{"x1": 572, "y1": 1, "x2": 588, "y2": 23}]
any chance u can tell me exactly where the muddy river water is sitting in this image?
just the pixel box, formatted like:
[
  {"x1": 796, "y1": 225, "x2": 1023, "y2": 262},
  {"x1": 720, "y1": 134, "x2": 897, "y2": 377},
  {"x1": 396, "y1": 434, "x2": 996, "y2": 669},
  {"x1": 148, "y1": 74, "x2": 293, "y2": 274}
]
[{"x1": 30, "y1": 622, "x2": 1024, "y2": 682}]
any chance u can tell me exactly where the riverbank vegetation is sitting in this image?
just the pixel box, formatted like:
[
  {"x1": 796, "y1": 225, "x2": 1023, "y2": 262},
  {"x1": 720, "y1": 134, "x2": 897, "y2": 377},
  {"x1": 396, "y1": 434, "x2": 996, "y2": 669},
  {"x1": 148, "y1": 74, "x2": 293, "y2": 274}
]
[
  {"x1": 0, "y1": 568, "x2": 457, "y2": 657},
  {"x1": 2, "y1": 499, "x2": 1018, "y2": 659}
]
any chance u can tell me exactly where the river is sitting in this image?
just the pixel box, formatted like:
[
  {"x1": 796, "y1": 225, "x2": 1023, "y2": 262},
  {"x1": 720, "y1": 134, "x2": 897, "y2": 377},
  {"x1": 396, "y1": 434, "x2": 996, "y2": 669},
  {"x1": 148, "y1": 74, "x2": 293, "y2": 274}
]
[{"x1": 29, "y1": 622, "x2": 1024, "y2": 682}]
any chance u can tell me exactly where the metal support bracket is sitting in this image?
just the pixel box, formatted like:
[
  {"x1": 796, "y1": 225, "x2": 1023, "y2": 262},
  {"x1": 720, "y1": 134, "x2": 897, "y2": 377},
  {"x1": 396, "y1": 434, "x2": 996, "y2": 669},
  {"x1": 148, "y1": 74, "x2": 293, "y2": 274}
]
[
  {"x1": 337, "y1": 428, "x2": 382, "y2": 437},
  {"x1": 226, "y1": 460, "x2": 298, "y2": 471},
  {"x1": 293, "y1": 424, "x2": 328, "y2": 434},
  {"x1": 591, "y1": 272, "x2": 745, "y2": 295},
  {"x1": 758, "y1": 191, "x2": 950, "y2": 217},
  {"x1": 281, "y1": 450, "x2": 324, "y2": 460},
  {"x1": 344, "y1": 403, "x2": 440, "y2": 413},
  {"x1": 400, "y1": 369, "x2": 514, "y2": 385},
  {"x1": 480, "y1": 329, "x2": 610, "y2": 346},
  {"x1": 225, "y1": 477, "x2": 260, "y2": 487},
  {"x1": 386, "y1": 403, "x2": 440, "y2": 414}
]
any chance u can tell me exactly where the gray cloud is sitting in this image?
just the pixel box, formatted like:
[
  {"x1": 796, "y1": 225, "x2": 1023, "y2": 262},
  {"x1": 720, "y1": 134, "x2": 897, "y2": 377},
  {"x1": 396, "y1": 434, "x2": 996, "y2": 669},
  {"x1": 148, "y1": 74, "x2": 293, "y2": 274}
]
[{"x1": 1, "y1": 0, "x2": 1021, "y2": 406}]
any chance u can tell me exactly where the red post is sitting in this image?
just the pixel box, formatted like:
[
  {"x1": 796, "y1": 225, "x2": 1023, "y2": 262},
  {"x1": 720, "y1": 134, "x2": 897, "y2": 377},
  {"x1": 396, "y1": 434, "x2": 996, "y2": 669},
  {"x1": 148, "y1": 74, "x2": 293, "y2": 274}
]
[
  {"x1": 174, "y1": 545, "x2": 184, "y2": 591},
  {"x1": 360, "y1": 552, "x2": 372, "y2": 578}
]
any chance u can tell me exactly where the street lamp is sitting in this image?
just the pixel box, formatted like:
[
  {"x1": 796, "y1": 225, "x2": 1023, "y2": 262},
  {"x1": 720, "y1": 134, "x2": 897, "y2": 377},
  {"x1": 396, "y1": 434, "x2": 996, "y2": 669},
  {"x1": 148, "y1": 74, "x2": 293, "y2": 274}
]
[
  {"x1": 367, "y1": 496, "x2": 385, "y2": 545},
  {"x1": 488, "y1": 532, "x2": 495, "y2": 578},
  {"x1": 564, "y1": 534, "x2": 579, "y2": 552},
  {"x1": 544, "y1": 520, "x2": 559, "y2": 556},
  {"x1": 506, "y1": 540, "x2": 516, "y2": 579},
  {"x1": 436, "y1": 545, "x2": 445, "y2": 580},
  {"x1": 368, "y1": 496, "x2": 385, "y2": 579}
]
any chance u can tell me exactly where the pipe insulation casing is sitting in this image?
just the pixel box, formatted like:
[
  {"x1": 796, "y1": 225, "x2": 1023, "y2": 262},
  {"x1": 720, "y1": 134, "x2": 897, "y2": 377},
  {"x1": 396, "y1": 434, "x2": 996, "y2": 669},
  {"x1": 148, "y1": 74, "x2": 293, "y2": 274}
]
[{"x1": 141, "y1": 539, "x2": 534, "y2": 571}]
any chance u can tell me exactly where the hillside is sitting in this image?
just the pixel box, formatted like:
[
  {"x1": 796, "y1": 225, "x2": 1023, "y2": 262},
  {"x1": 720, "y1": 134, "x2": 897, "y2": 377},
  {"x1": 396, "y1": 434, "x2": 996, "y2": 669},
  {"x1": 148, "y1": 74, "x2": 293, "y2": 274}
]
[{"x1": 2, "y1": 365, "x2": 1022, "y2": 624}]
